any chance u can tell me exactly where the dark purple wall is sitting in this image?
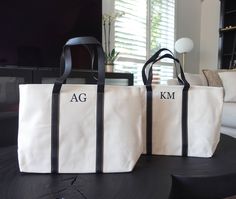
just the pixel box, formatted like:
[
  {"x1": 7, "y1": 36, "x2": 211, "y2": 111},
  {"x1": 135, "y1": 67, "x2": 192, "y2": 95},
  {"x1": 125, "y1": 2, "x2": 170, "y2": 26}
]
[{"x1": 0, "y1": 0, "x2": 102, "y2": 68}]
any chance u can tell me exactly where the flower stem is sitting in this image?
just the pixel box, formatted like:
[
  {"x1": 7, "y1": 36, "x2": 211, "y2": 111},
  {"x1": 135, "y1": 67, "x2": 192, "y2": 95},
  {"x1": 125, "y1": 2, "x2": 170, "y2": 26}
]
[
  {"x1": 108, "y1": 16, "x2": 111, "y2": 56},
  {"x1": 103, "y1": 21, "x2": 108, "y2": 56}
]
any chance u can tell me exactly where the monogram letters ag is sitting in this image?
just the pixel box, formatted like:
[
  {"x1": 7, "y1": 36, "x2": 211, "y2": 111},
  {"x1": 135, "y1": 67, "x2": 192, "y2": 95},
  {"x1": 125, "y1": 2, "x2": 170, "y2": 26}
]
[{"x1": 70, "y1": 93, "x2": 87, "y2": 102}]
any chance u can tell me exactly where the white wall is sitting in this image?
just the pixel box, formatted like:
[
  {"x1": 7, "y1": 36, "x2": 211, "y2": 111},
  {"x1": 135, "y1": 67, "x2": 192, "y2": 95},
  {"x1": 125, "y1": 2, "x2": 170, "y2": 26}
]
[
  {"x1": 175, "y1": 0, "x2": 202, "y2": 74},
  {"x1": 102, "y1": 0, "x2": 113, "y2": 13},
  {"x1": 199, "y1": 0, "x2": 220, "y2": 70},
  {"x1": 175, "y1": 0, "x2": 221, "y2": 73}
]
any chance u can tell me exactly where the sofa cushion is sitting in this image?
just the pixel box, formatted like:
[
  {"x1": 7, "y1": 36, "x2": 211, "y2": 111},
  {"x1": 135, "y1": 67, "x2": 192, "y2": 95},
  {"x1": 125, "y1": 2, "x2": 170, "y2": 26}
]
[
  {"x1": 218, "y1": 72, "x2": 236, "y2": 102},
  {"x1": 221, "y1": 103, "x2": 236, "y2": 129},
  {"x1": 202, "y1": 69, "x2": 236, "y2": 87}
]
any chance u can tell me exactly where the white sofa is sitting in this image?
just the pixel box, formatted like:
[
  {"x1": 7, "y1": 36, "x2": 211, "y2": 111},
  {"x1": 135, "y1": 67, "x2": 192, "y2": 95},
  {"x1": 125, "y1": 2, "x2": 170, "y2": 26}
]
[{"x1": 167, "y1": 73, "x2": 236, "y2": 138}]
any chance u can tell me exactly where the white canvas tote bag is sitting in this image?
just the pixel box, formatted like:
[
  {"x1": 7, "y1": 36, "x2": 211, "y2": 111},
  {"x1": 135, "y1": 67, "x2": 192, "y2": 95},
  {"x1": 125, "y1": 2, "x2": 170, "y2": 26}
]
[
  {"x1": 142, "y1": 49, "x2": 223, "y2": 157},
  {"x1": 18, "y1": 37, "x2": 143, "y2": 173}
]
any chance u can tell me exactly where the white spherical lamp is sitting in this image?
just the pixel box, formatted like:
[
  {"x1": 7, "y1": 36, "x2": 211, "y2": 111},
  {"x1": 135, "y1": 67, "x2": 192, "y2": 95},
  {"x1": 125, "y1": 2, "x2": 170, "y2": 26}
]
[
  {"x1": 175, "y1": 37, "x2": 194, "y2": 71},
  {"x1": 175, "y1": 38, "x2": 194, "y2": 53}
]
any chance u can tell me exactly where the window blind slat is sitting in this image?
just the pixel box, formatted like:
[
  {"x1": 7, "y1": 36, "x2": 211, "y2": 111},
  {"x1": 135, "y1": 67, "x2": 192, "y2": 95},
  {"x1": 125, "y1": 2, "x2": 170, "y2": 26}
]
[{"x1": 114, "y1": 0, "x2": 175, "y2": 85}]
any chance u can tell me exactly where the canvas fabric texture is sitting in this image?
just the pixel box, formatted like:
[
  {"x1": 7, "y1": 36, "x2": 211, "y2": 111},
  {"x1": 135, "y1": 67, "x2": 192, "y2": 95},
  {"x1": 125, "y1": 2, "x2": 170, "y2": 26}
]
[
  {"x1": 18, "y1": 37, "x2": 143, "y2": 174},
  {"x1": 18, "y1": 84, "x2": 143, "y2": 173},
  {"x1": 141, "y1": 85, "x2": 223, "y2": 157}
]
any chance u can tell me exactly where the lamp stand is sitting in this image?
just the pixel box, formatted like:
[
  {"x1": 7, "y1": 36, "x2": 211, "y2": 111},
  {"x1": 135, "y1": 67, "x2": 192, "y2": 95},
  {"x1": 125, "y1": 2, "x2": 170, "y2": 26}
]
[{"x1": 182, "y1": 52, "x2": 186, "y2": 72}]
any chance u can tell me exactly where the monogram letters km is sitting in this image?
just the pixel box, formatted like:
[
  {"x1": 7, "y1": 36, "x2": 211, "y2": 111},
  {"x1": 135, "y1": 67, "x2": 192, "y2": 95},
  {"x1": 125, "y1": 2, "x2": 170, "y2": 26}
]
[{"x1": 160, "y1": 92, "x2": 175, "y2": 99}]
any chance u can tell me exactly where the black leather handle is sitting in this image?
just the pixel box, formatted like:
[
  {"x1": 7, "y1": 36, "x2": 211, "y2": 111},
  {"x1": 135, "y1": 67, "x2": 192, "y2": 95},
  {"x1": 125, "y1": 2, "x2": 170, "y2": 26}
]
[
  {"x1": 53, "y1": 37, "x2": 105, "y2": 93},
  {"x1": 142, "y1": 48, "x2": 185, "y2": 85},
  {"x1": 61, "y1": 37, "x2": 104, "y2": 83},
  {"x1": 142, "y1": 48, "x2": 173, "y2": 85},
  {"x1": 59, "y1": 45, "x2": 96, "y2": 77},
  {"x1": 60, "y1": 37, "x2": 98, "y2": 72},
  {"x1": 150, "y1": 53, "x2": 189, "y2": 87}
]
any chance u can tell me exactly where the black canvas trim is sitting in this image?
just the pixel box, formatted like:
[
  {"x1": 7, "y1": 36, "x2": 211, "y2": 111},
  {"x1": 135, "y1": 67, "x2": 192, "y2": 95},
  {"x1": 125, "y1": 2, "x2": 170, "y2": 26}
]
[
  {"x1": 96, "y1": 85, "x2": 104, "y2": 173},
  {"x1": 181, "y1": 85, "x2": 189, "y2": 157},
  {"x1": 146, "y1": 85, "x2": 153, "y2": 155},
  {"x1": 51, "y1": 83, "x2": 62, "y2": 173}
]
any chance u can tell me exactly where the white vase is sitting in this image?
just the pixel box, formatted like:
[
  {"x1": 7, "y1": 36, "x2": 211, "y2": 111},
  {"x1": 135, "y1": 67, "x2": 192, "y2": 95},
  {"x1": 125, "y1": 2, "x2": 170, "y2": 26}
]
[{"x1": 105, "y1": 64, "x2": 114, "y2": 72}]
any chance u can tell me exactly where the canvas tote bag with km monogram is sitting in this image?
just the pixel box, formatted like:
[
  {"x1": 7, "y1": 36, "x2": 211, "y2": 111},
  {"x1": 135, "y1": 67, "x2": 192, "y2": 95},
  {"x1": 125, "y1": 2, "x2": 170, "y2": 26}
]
[
  {"x1": 18, "y1": 37, "x2": 143, "y2": 173},
  {"x1": 141, "y1": 49, "x2": 223, "y2": 157}
]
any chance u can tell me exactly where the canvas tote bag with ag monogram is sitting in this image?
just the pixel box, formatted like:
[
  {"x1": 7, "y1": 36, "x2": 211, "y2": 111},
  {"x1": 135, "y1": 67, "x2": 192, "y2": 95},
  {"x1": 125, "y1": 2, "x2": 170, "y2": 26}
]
[
  {"x1": 141, "y1": 49, "x2": 223, "y2": 157},
  {"x1": 18, "y1": 37, "x2": 143, "y2": 173}
]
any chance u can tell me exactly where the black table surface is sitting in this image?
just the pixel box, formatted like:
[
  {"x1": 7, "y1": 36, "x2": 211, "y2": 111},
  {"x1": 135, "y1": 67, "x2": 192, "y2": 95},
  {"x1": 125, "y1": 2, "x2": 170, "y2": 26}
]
[{"x1": 1, "y1": 134, "x2": 236, "y2": 199}]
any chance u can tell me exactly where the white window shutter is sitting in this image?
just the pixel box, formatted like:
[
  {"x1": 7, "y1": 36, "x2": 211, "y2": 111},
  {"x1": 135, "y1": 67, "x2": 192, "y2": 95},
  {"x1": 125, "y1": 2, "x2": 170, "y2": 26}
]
[{"x1": 114, "y1": 0, "x2": 175, "y2": 85}]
